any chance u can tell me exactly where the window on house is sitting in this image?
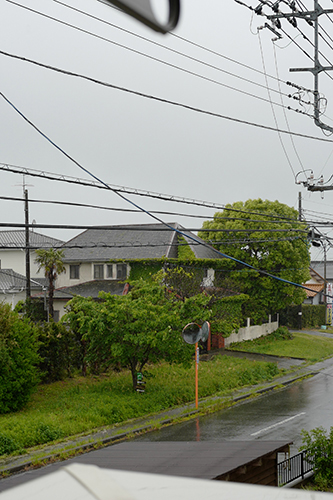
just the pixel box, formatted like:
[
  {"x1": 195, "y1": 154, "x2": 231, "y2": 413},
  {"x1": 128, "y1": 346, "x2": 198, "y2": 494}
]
[
  {"x1": 70, "y1": 265, "x2": 80, "y2": 280},
  {"x1": 117, "y1": 264, "x2": 127, "y2": 280},
  {"x1": 106, "y1": 264, "x2": 113, "y2": 279},
  {"x1": 94, "y1": 264, "x2": 104, "y2": 279}
]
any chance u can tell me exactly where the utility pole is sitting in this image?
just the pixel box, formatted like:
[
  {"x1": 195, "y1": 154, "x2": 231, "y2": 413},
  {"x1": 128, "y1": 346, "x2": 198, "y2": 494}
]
[
  {"x1": 298, "y1": 192, "x2": 302, "y2": 222},
  {"x1": 24, "y1": 189, "x2": 31, "y2": 300},
  {"x1": 263, "y1": 1, "x2": 333, "y2": 133}
]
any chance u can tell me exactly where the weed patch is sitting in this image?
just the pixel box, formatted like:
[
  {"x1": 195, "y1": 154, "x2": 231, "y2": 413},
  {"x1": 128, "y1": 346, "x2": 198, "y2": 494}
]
[{"x1": 0, "y1": 356, "x2": 280, "y2": 457}]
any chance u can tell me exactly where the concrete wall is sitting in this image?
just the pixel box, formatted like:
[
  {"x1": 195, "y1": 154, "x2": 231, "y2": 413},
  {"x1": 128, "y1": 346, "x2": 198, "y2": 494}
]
[{"x1": 224, "y1": 317, "x2": 279, "y2": 347}]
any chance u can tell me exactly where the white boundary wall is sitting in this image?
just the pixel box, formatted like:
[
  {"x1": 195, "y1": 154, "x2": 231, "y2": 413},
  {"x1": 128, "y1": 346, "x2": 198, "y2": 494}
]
[{"x1": 224, "y1": 315, "x2": 279, "y2": 348}]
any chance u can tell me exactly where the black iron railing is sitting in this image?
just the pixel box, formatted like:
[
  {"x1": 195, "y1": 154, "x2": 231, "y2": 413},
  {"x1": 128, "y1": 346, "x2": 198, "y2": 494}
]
[{"x1": 278, "y1": 451, "x2": 313, "y2": 486}]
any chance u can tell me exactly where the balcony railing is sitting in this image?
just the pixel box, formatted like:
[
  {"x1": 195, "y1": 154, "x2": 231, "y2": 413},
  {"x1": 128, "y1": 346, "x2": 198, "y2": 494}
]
[{"x1": 278, "y1": 451, "x2": 313, "y2": 486}]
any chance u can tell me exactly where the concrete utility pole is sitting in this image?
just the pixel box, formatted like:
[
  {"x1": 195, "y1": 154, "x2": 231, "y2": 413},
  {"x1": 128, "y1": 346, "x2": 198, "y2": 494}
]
[
  {"x1": 298, "y1": 192, "x2": 302, "y2": 222},
  {"x1": 266, "y1": 0, "x2": 333, "y2": 134},
  {"x1": 24, "y1": 189, "x2": 31, "y2": 300}
]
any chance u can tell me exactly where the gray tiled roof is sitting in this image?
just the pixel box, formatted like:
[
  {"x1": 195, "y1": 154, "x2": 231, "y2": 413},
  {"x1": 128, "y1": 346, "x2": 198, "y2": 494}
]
[
  {"x1": 63, "y1": 223, "x2": 224, "y2": 262},
  {"x1": 53, "y1": 280, "x2": 126, "y2": 300},
  {"x1": 0, "y1": 269, "x2": 46, "y2": 292},
  {"x1": 0, "y1": 230, "x2": 63, "y2": 248},
  {"x1": 182, "y1": 232, "x2": 222, "y2": 259}
]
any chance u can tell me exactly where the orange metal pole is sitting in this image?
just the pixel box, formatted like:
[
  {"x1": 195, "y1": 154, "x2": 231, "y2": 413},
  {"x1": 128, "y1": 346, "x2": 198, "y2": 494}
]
[{"x1": 195, "y1": 342, "x2": 199, "y2": 409}]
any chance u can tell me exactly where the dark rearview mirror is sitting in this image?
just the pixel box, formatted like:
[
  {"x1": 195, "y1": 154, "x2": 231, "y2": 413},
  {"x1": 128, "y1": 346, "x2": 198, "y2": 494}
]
[{"x1": 99, "y1": 0, "x2": 180, "y2": 33}]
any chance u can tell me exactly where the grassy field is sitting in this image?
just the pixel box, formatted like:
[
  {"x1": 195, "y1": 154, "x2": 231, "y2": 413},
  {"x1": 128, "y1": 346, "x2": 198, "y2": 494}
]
[
  {"x1": 0, "y1": 355, "x2": 279, "y2": 457},
  {"x1": 227, "y1": 331, "x2": 333, "y2": 362}
]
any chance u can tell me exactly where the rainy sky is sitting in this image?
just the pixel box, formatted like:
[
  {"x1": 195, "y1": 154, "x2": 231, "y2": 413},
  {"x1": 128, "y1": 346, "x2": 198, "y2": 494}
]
[{"x1": 1, "y1": 0, "x2": 333, "y2": 261}]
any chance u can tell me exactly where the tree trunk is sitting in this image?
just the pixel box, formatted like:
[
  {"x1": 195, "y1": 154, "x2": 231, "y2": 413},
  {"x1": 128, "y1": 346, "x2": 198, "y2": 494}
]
[
  {"x1": 48, "y1": 269, "x2": 55, "y2": 320},
  {"x1": 130, "y1": 360, "x2": 137, "y2": 391}
]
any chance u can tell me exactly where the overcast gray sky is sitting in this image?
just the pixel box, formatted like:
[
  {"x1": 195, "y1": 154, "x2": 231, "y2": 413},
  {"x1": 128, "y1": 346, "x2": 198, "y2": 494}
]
[{"x1": 1, "y1": 0, "x2": 333, "y2": 261}]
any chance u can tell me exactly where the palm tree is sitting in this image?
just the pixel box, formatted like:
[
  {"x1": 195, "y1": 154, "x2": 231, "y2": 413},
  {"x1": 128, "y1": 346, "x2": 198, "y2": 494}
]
[{"x1": 35, "y1": 248, "x2": 65, "y2": 320}]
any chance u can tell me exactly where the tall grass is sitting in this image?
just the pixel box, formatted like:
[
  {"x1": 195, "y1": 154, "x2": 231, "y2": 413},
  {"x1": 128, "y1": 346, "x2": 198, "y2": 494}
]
[
  {"x1": 227, "y1": 331, "x2": 333, "y2": 361},
  {"x1": 0, "y1": 356, "x2": 279, "y2": 456}
]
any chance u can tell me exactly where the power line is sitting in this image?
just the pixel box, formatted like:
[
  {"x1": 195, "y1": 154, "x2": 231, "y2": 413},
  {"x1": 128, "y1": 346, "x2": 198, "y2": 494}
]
[
  {"x1": 0, "y1": 236, "x2": 303, "y2": 251},
  {"x1": 0, "y1": 163, "x2": 307, "y2": 222},
  {"x1": 272, "y1": 40, "x2": 307, "y2": 174},
  {"x1": 0, "y1": 222, "x2": 308, "y2": 233},
  {"x1": 258, "y1": 28, "x2": 297, "y2": 178},
  {"x1": 4, "y1": 1, "x2": 297, "y2": 110},
  {"x1": 0, "y1": 56, "x2": 327, "y2": 141},
  {"x1": 0, "y1": 90, "x2": 316, "y2": 296},
  {"x1": 0, "y1": 193, "x2": 307, "y2": 224},
  {"x1": 49, "y1": 0, "x2": 292, "y2": 100}
]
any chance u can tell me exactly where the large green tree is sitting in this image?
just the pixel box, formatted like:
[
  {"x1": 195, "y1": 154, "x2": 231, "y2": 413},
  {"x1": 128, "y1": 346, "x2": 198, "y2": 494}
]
[
  {"x1": 35, "y1": 248, "x2": 65, "y2": 320},
  {"x1": 198, "y1": 199, "x2": 310, "y2": 322},
  {"x1": 64, "y1": 279, "x2": 211, "y2": 389}
]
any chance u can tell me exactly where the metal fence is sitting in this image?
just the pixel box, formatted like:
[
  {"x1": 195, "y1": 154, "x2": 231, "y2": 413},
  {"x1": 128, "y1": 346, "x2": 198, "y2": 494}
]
[{"x1": 278, "y1": 451, "x2": 313, "y2": 486}]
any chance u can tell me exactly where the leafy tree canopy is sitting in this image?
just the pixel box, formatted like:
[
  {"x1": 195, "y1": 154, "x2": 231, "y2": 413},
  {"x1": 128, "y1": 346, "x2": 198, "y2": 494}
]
[
  {"x1": 198, "y1": 199, "x2": 310, "y2": 322},
  {"x1": 63, "y1": 279, "x2": 212, "y2": 389}
]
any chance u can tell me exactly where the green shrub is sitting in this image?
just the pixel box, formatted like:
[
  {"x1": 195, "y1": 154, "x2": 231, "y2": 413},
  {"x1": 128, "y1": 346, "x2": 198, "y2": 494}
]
[
  {"x1": 300, "y1": 427, "x2": 333, "y2": 490},
  {"x1": 14, "y1": 298, "x2": 47, "y2": 322},
  {"x1": 0, "y1": 433, "x2": 19, "y2": 455},
  {"x1": 280, "y1": 305, "x2": 326, "y2": 329},
  {"x1": 270, "y1": 326, "x2": 293, "y2": 341},
  {"x1": 0, "y1": 302, "x2": 40, "y2": 413},
  {"x1": 35, "y1": 423, "x2": 63, "y2": 444},
  {"x1": 302, "y1": 305, "x2": 326, "y2": 328},
  {"x1": 37, "y1": 322, "x2": 82, "y2": 383}
]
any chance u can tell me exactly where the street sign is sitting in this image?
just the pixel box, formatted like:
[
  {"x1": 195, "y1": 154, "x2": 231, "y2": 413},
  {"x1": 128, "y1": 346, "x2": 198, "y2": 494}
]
[{"x1": 98, "y1": 0, "x2": 180, "y2": 33}]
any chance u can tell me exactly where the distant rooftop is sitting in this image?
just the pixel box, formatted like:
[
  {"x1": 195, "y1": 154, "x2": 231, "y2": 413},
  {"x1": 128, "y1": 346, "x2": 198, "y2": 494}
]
[
  {"x1": 0, "y1": 269, "x2": 46, "y2": 292},
  {"x1": 52, "y1": 280, "x2": 127, "y2": 300},
  {"x1": 0, "y1": 230, "x2": 63, "y2": 249},
  {"x1": 311, "y1": 260, "x2": 333, "y2": 281},
  {"x1": 62, "y1": 223, "x2": 223, "y2": 262}
]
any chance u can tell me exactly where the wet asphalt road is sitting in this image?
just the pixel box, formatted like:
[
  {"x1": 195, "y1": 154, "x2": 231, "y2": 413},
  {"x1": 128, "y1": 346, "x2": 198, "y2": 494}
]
[{"x1": 135, "y1": 357, "x2": 333, "y2": 454}]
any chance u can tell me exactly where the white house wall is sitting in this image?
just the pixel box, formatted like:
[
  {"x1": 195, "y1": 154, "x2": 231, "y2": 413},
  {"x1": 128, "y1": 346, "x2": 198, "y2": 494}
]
[
  {"x1": 0, "y1": 289, "x2": 26, "y2": 310},
  {"x1": 57, "y1": 262, "x2": 130, "y2": 288},
  {"x1": 56, "y1": 262, "x2": 95, "y2": 288},
  {"x1": 0, "y1": 249, "x2": 43, "y2": 278}
]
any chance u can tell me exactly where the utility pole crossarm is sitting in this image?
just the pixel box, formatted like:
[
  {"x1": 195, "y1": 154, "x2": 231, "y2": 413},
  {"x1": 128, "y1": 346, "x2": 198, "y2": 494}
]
[
  {"x1": 290, "y1": 66, "x2": 333, "y2": 75},
  {"x1": 267, "y1": 8, "x2": 333, "y2": 21},
  {"x1": 307, "y1": 185, "x2": 333, "y2": 192}
]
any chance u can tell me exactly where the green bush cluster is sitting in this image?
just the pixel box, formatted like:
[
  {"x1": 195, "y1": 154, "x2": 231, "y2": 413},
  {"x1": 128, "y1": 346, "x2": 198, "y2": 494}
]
[
  {"x1": 0, "y1": 302, "x2": 40, "y2": 414},
  {"x1": 270, "y1": 326, "x2": 293, "y2": 340},
  {"x1": 0, "y1": 433, "x2": 19, "y2": 455},
  {"x1": 36, "y1": 322, "x2": 83, "y2": 383},
  {"x1": 280, "y1": 305, "x2": 326, "y2": 329},
  {"x1": 300, "y1": 427, "x2": 333, "y2": 491},
  {"x1": 302, "y1": 304, "x2": 326, "y2": 328}
]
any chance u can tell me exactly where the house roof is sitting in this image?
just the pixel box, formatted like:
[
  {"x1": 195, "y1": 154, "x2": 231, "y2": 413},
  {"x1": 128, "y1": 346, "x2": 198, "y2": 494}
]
[
  {"x1": 311, "y1": 260, "x2": 333, "y2": 281},
  {"x1": 62, "y1": 223, "x2": 223, "y2": 262},
  {"x1": 0, "y1": 269, "x2": 46, "y2": 292},
  {"x1": 304, "y1": 283, "x2": 324, "y2": 298},
  {"x1": 73, "y1": 441, "x2": 291, "y2": 480},
  {"x1": 0, "y1": 230, "x2": 63, "y2": 249},
  {"x1": 52, "y1": 280, "x2": 127, "y2": 300}
]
